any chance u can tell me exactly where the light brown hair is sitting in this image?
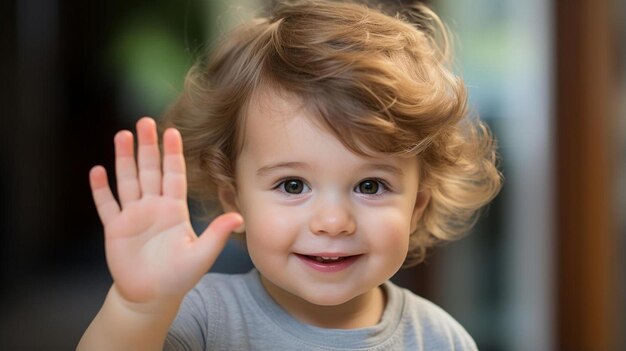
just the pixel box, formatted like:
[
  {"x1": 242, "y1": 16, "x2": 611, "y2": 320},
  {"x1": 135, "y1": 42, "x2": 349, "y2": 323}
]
[{"x1": 161, "y1": 0, "x2": 502, "y2": 266}]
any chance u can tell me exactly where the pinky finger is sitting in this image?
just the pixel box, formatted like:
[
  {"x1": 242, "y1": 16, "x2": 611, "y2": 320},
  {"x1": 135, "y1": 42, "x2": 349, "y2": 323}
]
[{"x1": 89, "y1": 166, "x2": 121, "y2": 225}]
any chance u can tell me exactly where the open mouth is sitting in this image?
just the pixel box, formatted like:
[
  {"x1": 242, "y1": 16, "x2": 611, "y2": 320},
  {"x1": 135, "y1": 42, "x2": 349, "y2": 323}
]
[
  {"x1": 295, "y1": 254, "x2": 361, "y2": 272},
  {"x1": 305, "y1": 255, "x2": 350, "y2": 263}
]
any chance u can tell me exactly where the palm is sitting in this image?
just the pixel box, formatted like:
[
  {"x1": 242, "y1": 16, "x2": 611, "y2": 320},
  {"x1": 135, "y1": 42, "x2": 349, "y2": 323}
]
[
  {"x1": 89, "y1": 117, "x2": 242, "y2": 305},
  {"x1": 105, "y1": 196, "x2": 198, "y2": 302}
]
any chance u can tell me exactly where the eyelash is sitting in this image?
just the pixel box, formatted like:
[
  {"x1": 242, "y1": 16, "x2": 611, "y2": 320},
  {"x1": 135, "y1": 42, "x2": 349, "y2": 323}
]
[
  {"x1": 273, "y1": 178, "x2": 391, "y2": 197},
  {"x1": 274, "y1": 178, "x2": 311, "y2": 195},
  {"x1": 354, "y1": 178, "x2": 390, "y2": 197}
]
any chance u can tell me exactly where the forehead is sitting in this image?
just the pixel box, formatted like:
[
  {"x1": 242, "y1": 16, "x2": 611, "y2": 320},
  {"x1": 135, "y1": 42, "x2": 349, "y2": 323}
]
[
  {"x1": 238, "y1": 88, "x2": 419, "y2": 178},
  {"x1": 241, "y1": 88, "x2": 326, "y2": 154},
  {"x1": 241, "y1": 86, "x2": 383, "y2": 157},
  {"x1": 245, "y1": 87, "x2": 311, "y2": 124}
]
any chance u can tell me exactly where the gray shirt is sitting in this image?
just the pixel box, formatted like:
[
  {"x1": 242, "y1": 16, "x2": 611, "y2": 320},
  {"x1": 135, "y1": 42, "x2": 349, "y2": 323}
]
[{"x1": 165, "y1": 270, "x2": 477, "y2": 350}]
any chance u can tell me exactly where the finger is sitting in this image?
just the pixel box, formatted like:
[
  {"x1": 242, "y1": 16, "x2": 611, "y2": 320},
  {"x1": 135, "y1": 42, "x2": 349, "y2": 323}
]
[
  {"x1": 162, "y1": 128, "x2": 187, "y2": 200},
  {"x1": 136, "y1": 117, "x2": 162, "y2": 196},
  {"x1": 193, "y1": 212, "x2": 244, "y2": 269},
  {"x1": 89, "y1": 165, "x2": 121, "y2": 225},
  {"x1": 115, "y1": 130, "x2": 141, "y2": 205}
]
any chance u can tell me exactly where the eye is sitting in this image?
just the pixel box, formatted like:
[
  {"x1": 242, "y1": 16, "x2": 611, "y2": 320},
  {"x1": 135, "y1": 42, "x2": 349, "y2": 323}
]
[
  {"x1": 355, "y1": 179, "x2": 387, "y2": 195},
  {"x1": 278, "y1": 179, "x2": 310, "y2": 194}
]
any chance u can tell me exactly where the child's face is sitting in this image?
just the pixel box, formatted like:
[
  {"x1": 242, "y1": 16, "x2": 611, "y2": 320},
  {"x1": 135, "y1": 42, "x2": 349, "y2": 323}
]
[{"x1": 222, "y1": 90, "x2": 426, "y2": 309}]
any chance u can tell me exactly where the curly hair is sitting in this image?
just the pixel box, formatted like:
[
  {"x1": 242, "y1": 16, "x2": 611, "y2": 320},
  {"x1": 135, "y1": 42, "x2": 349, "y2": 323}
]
[{"x1": 161, "y1": 0, "x2": 502, "y2": 267}]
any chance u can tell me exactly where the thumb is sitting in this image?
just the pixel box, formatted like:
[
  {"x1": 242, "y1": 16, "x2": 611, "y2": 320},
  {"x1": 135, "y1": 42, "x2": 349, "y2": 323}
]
[{"x1": 193, "y1": 212, "x2": 244, "y2": 269}]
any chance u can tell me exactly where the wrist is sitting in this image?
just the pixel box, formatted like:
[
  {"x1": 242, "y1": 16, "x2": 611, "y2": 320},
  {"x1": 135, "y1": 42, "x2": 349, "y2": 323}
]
[
  {"x1": 78, "y1": 285, "x2": 183, "y2": 351},
  {"x1": 110, "y1": 283, "x2": 183, "y2": 317}
]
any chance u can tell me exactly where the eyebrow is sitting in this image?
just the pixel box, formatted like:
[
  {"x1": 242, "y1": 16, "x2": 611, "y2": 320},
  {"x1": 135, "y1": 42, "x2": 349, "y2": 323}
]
[
  {"x1": 361, "y1": 163, "x2": 405, "y2": 176},
  {"x1": 256, "y1": 162, "x2": 309, "y2": 176},
  {"x1": 255, "y1": 161, "x2": 404, "y2": 177}
]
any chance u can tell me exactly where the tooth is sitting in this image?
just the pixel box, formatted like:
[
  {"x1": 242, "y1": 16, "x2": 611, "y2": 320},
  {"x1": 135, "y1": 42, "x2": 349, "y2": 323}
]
[{"x1": 310, "y1": 255, "x2": 346, "y2": 263}]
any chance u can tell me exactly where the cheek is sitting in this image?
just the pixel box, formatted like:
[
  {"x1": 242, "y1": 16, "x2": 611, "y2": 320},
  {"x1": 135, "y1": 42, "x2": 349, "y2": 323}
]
[
  {"x1": 241, "y1": 198, "x2": 301, "y2": 251},
  {"x1": 360, "y1": 208, "x2": 412, "y2": 258}
]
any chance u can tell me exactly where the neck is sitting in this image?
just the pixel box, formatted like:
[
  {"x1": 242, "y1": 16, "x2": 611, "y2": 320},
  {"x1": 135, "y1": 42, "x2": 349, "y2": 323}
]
[{"x1": 260, "y1": 276, "x2": 386, "y2": 329}]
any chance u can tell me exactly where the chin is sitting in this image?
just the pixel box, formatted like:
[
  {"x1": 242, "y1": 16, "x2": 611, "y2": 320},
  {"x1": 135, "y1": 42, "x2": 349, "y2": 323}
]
[
  {"x1": 303, "y1": 294, "x2": 350, "y2": 306},
  {"x1": 296, "y1": 286, "x2": 366, "y2": 307}
]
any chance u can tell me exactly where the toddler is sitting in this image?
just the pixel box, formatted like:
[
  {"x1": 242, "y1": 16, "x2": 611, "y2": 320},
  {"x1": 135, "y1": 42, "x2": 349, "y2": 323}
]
[{"x1": 79, "y1": 1, "x2": 502, "y2": 350}]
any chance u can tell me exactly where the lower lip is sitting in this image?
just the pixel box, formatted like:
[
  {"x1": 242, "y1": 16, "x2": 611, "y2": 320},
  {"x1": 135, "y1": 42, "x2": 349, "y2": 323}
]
[{"x1": 295, "y1": 254, "x2": 360, "y2": 273}]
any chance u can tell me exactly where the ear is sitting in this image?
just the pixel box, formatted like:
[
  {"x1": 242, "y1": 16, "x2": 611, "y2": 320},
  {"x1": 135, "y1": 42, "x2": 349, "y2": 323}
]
[
  {"x1": 218, "y1": 186, "x2": 245, "y2": 233},
  {"x1": 410, "y1": 188, "x2": 431, "y2": 233}
]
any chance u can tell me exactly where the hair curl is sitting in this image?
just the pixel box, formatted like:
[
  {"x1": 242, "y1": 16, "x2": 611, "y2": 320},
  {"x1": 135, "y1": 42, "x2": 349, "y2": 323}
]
[{"x1": 161, "y1": 0, "x2": 502, "y2": 267}]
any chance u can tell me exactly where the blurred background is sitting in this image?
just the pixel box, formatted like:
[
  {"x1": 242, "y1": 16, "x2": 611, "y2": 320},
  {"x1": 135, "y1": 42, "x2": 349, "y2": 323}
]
[{"x1": 0, "y1": 0, "x2": 624, "y2": 350}]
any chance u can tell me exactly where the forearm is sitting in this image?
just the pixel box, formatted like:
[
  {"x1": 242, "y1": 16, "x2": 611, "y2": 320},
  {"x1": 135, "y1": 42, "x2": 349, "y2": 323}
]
[{"x1": 77, "y1": 285, "x2": 182, "y2": 351}]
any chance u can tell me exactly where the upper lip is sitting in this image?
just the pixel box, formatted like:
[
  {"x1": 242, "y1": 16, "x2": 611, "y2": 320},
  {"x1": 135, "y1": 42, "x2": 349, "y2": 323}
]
[{"x1": 297, "y1": 253, "x2": 358, "y2": 257}]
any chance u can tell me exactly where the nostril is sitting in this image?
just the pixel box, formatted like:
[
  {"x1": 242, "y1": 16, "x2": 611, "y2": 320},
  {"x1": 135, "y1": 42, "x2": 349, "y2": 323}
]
[
  {"x1": 309, "y1": 215, "x2": 356, "y2": 236},
  {"x1": 309, "y1": 199, "x2": 356, "y2": 235}
]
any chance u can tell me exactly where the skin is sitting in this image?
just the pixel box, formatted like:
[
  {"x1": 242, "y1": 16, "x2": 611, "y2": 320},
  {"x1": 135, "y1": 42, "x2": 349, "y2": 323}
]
[{"x1": 219, "y1": 90, "x2": 430, "y2": 329}]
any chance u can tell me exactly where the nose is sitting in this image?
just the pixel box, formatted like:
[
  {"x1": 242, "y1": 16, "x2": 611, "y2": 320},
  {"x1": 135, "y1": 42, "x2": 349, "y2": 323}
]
[{"x1": 309, "y1": 195, "x2": 356, "y2": 236}]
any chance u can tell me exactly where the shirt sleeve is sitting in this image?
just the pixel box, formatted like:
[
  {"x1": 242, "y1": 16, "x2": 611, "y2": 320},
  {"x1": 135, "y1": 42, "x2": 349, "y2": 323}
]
[
  {"x1": 164, "y1": 278, "x2": 218, "y2": 351},
  {"x1": 420, "y1": 302, "x2": 479, "y2": 351}
]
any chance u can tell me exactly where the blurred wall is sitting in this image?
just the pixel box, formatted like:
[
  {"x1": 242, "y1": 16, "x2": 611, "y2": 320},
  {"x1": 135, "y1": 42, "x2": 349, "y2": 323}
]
[{"x1": 434, "y1": 0, "x2": 554, "y2": 349}]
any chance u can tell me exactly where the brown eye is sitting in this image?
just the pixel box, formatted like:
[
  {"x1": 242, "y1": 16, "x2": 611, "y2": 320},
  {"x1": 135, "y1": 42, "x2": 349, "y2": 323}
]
[
  {"x1": 283, "y1": 179, "x2": 305, "y2": 194},
  {"x1": 357, "y1": 180, "x2": 379, "y2": 194}
]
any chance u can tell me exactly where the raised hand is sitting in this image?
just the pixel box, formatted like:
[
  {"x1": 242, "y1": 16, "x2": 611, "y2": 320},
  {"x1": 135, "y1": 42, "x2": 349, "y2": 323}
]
[{"x1": 89, "y1": 117, "x2": 243, "y2": 307}]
